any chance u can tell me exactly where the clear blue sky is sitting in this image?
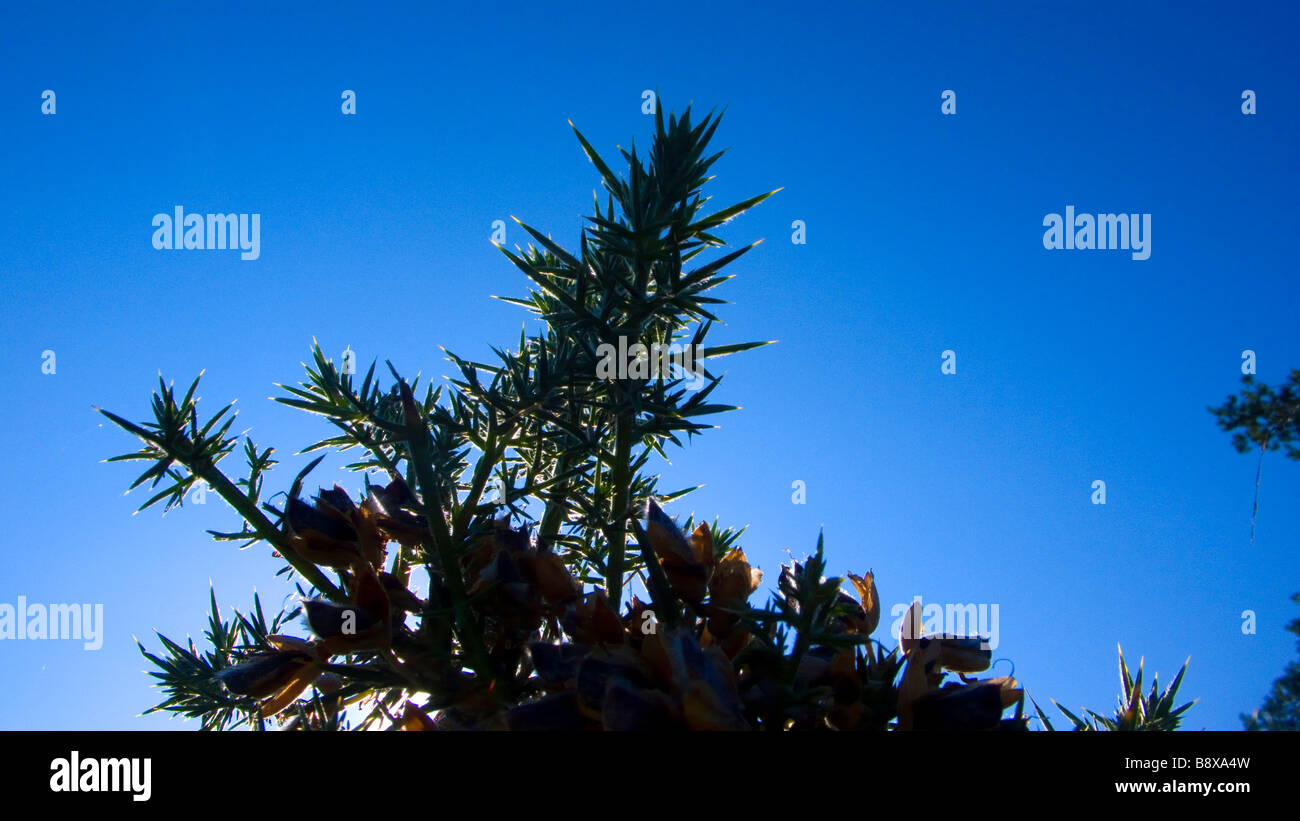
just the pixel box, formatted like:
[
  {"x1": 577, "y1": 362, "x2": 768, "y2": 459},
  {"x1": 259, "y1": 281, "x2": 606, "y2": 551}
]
[{"x1": 1, "y1": 1, "x2": 1296, "y2": 730}]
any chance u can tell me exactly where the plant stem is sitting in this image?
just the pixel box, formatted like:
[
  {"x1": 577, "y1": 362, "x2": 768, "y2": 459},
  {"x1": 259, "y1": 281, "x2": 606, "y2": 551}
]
[
  {"x1": 403, "y1": 412, "x2": 497, "y2": 689},
  {"x1": 605, "y1": 410, "x2": 634, "y2": 606},
  {"x1": 539, "y1": 450, "x2": 573, "y2": 542},
  {"x1": 453, "y1": 416, "x2": 499, "y2": 543},
  {"x1": 192, "y1": 460, "x2": 345, "y2": 601}
]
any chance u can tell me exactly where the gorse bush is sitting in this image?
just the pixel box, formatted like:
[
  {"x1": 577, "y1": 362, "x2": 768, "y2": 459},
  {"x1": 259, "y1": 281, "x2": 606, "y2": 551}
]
[
  {"x1": 103, "y1": 102, "x2": 1189, "y2": 731},
  {"x1": 1034, "y1": 645, "x2": 1194, "y2": 731}
]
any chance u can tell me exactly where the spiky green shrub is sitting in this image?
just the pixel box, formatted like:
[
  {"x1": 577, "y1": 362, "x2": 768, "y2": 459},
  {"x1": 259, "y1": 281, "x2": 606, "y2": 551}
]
[
  {"x1": 102, "y1": 102, "x2": 1182, "y2": 731},
  {"x1": 1034, "y1": 645, "x2": 1195, "y2": 731}
]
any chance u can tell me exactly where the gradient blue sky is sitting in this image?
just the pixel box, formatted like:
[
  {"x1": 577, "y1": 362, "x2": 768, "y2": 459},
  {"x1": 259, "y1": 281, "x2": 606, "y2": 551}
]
[{"x1": 2, "y1": 1, "x2": 1297, "y2": 730}]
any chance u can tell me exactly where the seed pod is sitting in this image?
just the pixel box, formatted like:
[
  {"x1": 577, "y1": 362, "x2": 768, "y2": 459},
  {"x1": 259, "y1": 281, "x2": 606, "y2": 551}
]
[
  {"x1": 304, "y1": 599, "x2": 378, "y2": 639},
  {"x1": 911, "y1": 682, "x2": 1005, "y2": 731},
  {"x1": 377, "y1": 571, "x2": 424, "y2": 612},
  {"x1": 690, "y1": 523, "x2": 716, "y2": 573},
  {"x1": 287, "y1": 496, "x2": 358, "y2": 543},
  {"x1": 398, "y1": 701, "x2": 438, "y2": 731},
  {"x1": 645, "y1": 500, "x2": 708, "y2": 604},
  {"x1": 896, "y1": 638, "x2": 942, "y2": 730},
  {"x1": 662, "y1": 628, "x2": 748, "y2": 730},
  {"x1": 625, "y1": 595, "x2": 656, "y2": 639},
  {"x1": 899, "y1": 601, "x2": 924, "y2": 654},
  {"x1": 372, "y1": 476, "x2": 416, "y2": 509},
  {"x1": 352, "y1": 564, "x2": 392, "y2": 623},
  {"x1": 463, "y1": 535, "x2": 498, "y2": 585},
  {"x1": 310, "y1": 575, "x2": 391, "y2": 656},
  {"x1": 682, "y1": 680, "x2": 750, "y2": 731},
  {"x1": 717, "y1": 625, "x2": 752, "y2": 659},
  {"x1": 833, "y1": 591, "x2": 869, "y2": 635},
  {"x1": 256, "y1": 663, "x2": 323, "y2": 719},
  {"x1": 373, "y1": 509, "x2": 426, "y2": 547},
  {"x1": 496, "y1": 549, "x2": 531, "y2": 605},
  {"x1": 315, "y1": 485, "x2": 357, "y2": 518},
  {"x1": 265, "y1": 634, "x2": 317, "y2": 655},
  {"x1": 290, "y1": 534, "x2": 363, "y2": 570},
  {"x1": 518, "y1": 550, "x2": 581, "y2": 605},
  {"x1": 364, "y1": 479, "x2": 426, "y2": 546},
  {"x1": 710, "y1": 547, "x2": 762, "y2": 606},
  {"x1": 528, "y1": 641, "x2": 589, "y2": 688},
  {"x1": 563, "y1": 591, "x2": 626, "y2": 645},
  {"x1": 601, "y1": 676, "x2": 679, "y2": 731},
  {"x1": 846, "y1": 571, "x2": 879, "y2": 635},
  {"x1": 576, "y1": 648, "x2": 650, "y2": 719},
  {"x1": 921, "y1": 635, "x2": 992, "y2": 674},
  {"x1": 215, "y1": 651, "x2": 313, "y2": 700},
  {"x1": 639, "y1": 630, "x2": 674, "y2": 686},
  {"x1": 963, "y1": 675, "x2": 1022, "y2": 708},
  {"x1": 706, "y1": 548, "x2": 761, "y2": 639},
  {"x1": 353, "y1": 505, "x2": 388, "y2": 570},
  {"x1": 287, "y1": 495, "x2": 364, "y2": 569}
]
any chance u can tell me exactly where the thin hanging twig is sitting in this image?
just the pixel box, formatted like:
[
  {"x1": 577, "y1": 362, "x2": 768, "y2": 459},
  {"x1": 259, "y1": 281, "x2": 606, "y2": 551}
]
[{"x1": 1250, "y1": 439, "x2": 1265, "y2": 546}]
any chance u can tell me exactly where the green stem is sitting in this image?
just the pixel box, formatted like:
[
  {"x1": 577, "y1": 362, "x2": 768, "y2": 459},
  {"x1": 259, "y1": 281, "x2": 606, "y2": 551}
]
[
  {"x1": 193, "y1": 460, "x2": 345, "y2": 601},
  {"x1": 403, "y1": 413, "x2": 496, "y2": 688},
  {"x1": 538, "y1": 450, "x2": 573, "y2": 542},
  {"x1": 605, "y1": 410, "x2": 634, "y2": 606},
  {"x1": 453, "y1": 417, "x2": 500, "y2": 543}
]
